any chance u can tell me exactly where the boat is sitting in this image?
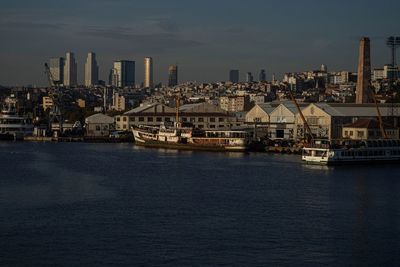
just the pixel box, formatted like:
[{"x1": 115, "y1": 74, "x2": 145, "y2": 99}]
[
  {"x1": 302, "y1": 139, "x2": 400, "y2": 165},
  {"x1": 0, "y1": 96, "x2": 33, "y2": 140},
  {"x1": 132, "y1": 124, "x2": 251, "y2": 152}
]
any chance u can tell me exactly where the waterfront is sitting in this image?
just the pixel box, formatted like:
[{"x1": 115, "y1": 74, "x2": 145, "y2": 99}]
[{"x1": 1, "y1": 142, "x2": 400, "y2": 266}]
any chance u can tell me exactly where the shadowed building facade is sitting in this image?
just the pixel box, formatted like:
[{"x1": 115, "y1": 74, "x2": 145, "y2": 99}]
[
  {"x1": 168, "y1": 65, "x2": 178, "y2": 87},
  {"x1": 356, "y1": 37, "x2": 371, "y2": 104}
]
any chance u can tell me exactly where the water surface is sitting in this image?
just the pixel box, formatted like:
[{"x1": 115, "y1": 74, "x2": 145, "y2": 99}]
[{"x1": 0, "y1": 142, "x2": 399, "y2": 266}]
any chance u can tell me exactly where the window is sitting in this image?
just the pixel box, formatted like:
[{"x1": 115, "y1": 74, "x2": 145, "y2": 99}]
[
  {"x1": 210, "y1": 118, "x2": 216, "y2": 122},
  {"x1": 350, "y1": 131, "x2": 353, "y2": 136},
  {"x1": 344, "y1": 130, "x2": 348, "y2": 136},
  {"x1": 198, "y1": 118, "x2": 204, "y2": 122},
  {"x1": 116, "y1": 117, "x2": 121, "y2": 122},
  {"x1": 156, "y1": 117, "x2": 162, "y2": 122},
  {"x1": 147, "y1": 117, "x2": 153, "y2": 122},
  {"x1": 123, "y1": 125, "x2": 127, "y2": 129},
  {"x1": 96, "y1": 125, "x2": 101, "y2": 131},
  {"x1": 219, "y1": 118, "x2": 224, "y2": 122},
  {"x1": 357, "y1": 131, "x2": 364, "y2": 138},
  {"x1": 210, "y1": 125, "x2": 216, "y2": 128},
  {"x1": 307, "y1": 117, "x2": 318, "y2": 125},
  {"x1": 123, "y1": 117, "x2": 127, "y2": 122},
  {"x1": 139, "y1": 117, "x2": 144, "y2": 122},
  {"x1": 131, "y1": 117, "x2": 135, "y2": 122}
]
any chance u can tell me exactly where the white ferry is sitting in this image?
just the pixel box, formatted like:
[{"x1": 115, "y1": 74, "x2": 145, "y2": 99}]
[
  {"x1": 302, "y1": 139, "x2": 400, "y2": 165},
  {"x1": 0, "y1": 97, "x2": 33, "y2": 140},
  {"x1": 132, "y1": 124, "x2": 251, "y2": 152}
]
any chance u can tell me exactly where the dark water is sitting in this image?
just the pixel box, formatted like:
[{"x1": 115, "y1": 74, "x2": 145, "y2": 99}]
[{"x1": 0, "y1": 142, "x2": 400, "y2": 267}]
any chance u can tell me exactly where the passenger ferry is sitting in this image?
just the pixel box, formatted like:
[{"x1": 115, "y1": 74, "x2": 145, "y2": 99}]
[
  {"x1": 302, "y1": 139, "x2": 400, "y2": 165},
  {"x1": 132, "y1": 124, "x2": 251, "y2": 152},
  {"x1": 0, "y1": 97, "x2": 33, "y2": 140}
]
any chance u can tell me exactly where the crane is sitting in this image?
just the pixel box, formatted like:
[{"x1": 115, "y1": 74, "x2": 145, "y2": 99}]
[
  {"x1": 44, "y1": 63, "x2": 64, "y2": 136},
  {"x1": 287, "y1": 85, "x2": 314, "y2": 143},
  {"x1": 369, "y1": 88, "x2": 388, "y2": 139}
]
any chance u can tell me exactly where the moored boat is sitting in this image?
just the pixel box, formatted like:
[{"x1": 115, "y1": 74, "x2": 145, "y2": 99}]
[
  {"x1": 132, "y1": 124, "x2": 251, "y2": 152},
  {"x1": 0, "y1": 96, "x2": 33, "y2": 140},
  {"x1": 302, "y1": 139, "x2": 400, "y2": 165}
]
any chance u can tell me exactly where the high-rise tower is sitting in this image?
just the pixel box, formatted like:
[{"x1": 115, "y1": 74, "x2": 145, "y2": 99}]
[
  {"x1": 356, "y1": 37, "x2": 371, "y2": 104},
  {"x1": 168, "y1": 65, "x2": 178, "y2": 87},
  {"x1": 259, "y1": 69, "x2": 266, "y2": 82},
  {"x1": 49, "y1": 57, "x2": 64, "y2": 85},
  {"x1": 112, "y1": 60, "x2": 135, "y2": 88},
  {"x1": 144, "y1": 57, "x2": 153, "y2": 88},
  {"x1": 229, "y1": 70, "x2": 239, "y2": 83},
  {"x1": 85, "y1": 52, "x2": 99, "y2": 87},
  {"x1": 64, "y1": 52, "x2": 77, "y2": 87}
]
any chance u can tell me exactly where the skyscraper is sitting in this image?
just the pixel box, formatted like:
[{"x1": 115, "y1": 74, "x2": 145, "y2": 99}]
[
  {"x1": 356, "y1": 37, "x2": 371, "y2": 104},
  {"x1": 229, "y1": 70, "x2": 239, "y2": 83},
  {"x1": 49, "y1": 57, "x2": 64, "y2": 85},
  {"x1": 63, "y1": 52, "x2": 77, "y2": 87},
  {"x1": 168, "y1": 65, "x2": 178, "y2": 87},
  {"x1": 144, "y1": 57, "x2": 153, "y2": 88},
  {"x1": 85, "y1": 52, "x2": 99, "y2": 87},
  {"x1": 112, "y1": 60, "x2": 135, "y2": 88},
  {"x1": 246, "y1": 72, "x2": 254, "y2": 83},
  {"x1": 259, "y1": 69, "x2": 266, "y2": 82}
]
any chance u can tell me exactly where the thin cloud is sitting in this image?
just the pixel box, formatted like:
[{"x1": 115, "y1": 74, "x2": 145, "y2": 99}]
[{"x1": 77, "y1": 26, "x2": 203, "y2": 52}]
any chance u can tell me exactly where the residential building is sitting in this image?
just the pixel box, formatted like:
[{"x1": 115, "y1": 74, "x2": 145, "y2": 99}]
[
  {"x1": 342, "y1": 119, "x2": 399, "y2": 140},
  {"x1": 84, "y1": 52, "x2": 99, "y2": 87},
  {"x1": 219, "y1": 96, "x2": 251, "y2": 112},
  {"x1": 112, "y1": 92, "x2": 126, "y2": 112},
  {"x1": 42, "y1": 96, "x2": 54, "y2": 111}
]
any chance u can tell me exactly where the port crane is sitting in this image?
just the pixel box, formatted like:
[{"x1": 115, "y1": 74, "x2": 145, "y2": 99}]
[
  {"x1": 369, "y1": 87, "x2": 388, "y2": 139},
  {"x1": 44, "y1": 63, "x2": 64, "y2": 135},
  {"x1": 287, "y1": 85, "x2": 314, "y2": 143}
]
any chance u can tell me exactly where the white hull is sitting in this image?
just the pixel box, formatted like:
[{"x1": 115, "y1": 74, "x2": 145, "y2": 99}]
[
  {"x1": 303, "y1": 140, "x2": 400, "y2": 165},
  {"x1": 132, "y1": 126, "x2": 249, "y2": 151}
]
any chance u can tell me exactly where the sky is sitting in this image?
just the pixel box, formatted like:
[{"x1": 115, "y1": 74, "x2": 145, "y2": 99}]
[{"x1": 0, "y1": 0, "x2": 400, "y2": 86}]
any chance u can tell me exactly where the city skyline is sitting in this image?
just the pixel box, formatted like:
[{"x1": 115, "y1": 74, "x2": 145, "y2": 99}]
[{"x1": 1, "y1": 0, "x2": 400, "y2": 86}]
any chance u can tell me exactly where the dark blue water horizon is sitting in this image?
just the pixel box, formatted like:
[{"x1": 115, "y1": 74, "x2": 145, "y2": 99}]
[{"x1": 1, "y1": 142, "x2": 400, "y2": 266}]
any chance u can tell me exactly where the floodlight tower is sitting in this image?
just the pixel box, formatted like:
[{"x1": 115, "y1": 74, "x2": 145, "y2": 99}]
[{"x1": 387, "y1": 36, "x2": 400, "y2": 67}]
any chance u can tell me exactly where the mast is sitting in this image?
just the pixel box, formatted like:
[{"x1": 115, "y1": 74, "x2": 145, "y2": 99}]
[{"x1": 175, "y1": 95, "x2": 180, "y2": 127}]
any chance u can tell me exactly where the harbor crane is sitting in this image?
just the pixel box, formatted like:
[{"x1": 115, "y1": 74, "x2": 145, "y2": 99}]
[
  {"x1": 44, "y1": 63, "x2": 64, "y2": 135},
  {"x1": 287, "y1": 85, "x2": 314, "y2": 143}
]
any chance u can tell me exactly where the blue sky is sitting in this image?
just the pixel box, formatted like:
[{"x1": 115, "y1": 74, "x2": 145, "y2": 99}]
[{"x1": 1, "y1": 0, "x2": 400, "y2": 86}]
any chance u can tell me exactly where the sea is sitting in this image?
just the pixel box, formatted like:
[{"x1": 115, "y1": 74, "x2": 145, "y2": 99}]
[{"x1": 0, "y1": 142, "x2": 400, "y2": 267}]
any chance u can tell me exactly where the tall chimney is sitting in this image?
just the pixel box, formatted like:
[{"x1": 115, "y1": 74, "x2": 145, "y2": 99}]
[{"x1": 356, "y1": 37, "x2": 371, "y2": 104}]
